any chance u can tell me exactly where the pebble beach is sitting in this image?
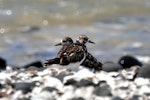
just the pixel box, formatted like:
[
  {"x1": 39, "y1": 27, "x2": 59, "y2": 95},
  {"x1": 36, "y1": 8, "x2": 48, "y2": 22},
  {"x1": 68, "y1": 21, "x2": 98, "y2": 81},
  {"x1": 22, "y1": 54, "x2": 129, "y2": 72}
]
[
  {"x1": 0, "y1": 55, "x2": 150, "y2": 100},
  {"x1": 0, "y1": 0, "x2": 150, "y2": 100}
]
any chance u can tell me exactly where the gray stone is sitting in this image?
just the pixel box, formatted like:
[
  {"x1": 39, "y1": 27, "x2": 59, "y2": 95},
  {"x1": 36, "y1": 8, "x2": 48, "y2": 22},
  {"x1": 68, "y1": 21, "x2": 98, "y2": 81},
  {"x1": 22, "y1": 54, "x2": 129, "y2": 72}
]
[
  {"x1": 136, "y1": 64, "x2": 150, "y2": 78},
  {"x1": 103, "y1": 62, "x2": 123, "y2": 72},
  {"x1": 93, "y1": 84, "x2": 112, "y2": 96}
]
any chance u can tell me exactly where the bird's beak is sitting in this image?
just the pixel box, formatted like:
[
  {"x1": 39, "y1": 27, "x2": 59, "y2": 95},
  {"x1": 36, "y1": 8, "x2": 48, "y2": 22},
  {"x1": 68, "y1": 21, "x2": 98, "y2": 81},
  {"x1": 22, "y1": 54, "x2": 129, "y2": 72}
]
[
  {"x1": 54, "y1": 43, "x2": 62, "y2": 46},
  {"x1": 88, "y1": 40, "x2": 95, "y2": 44}
]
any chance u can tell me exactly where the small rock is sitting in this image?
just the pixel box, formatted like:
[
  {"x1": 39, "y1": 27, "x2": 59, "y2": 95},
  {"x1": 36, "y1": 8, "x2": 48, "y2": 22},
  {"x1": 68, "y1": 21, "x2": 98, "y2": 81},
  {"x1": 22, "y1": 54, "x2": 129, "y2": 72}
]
[
  {"x1": 103, "y1": 62, "x2": 123, "y2": 72},
  {"x1": 112, "y1": 96, "x2": 124, "y2": 100},
  {"x1": 0, "y1": 83, "x2": 3, "y2": 89},
  {"x1": 75, "y1": 79, "x2": 96, "y2": 87},
  {"x1": 70, "y1": 97, "x2": 85, "y2": 100},
  {"x1": 42, "y1": 86, "x2": 58, "y2": 92},
  {"x1": 44, "y1": 76, "x2": 63, "y2": 90},
  {"x1": 131, "y1": 95, "x2": 141, "y2": 100},
  {"x1": 64, "y1": 68, "x2": 95, "y2": 84},
  {"x1": 65, "y1": 79, "x2": 96, "y2": 87},
  {"x1": 139, "y1": 85, "x2": 150, "y2": 95},
  {"x1": 118, "y1": 55, "x2": 143, "y2": 69},
  {"x1": 134, "y1": 78, "x2": 149, "y2": 86},
  {"x1": 121, "y1": 66, "x2": 141, "y2": 80},
  {"x1": 13, "y1": 82, "x2": 36, "y2": 93},
  {"x1": 25, "y1": 70, "x2": 38, "y2": 76},
  {"x1": 64, "y1": 79, "x2": 77, "y2": 86},
  {"x1": 93, "y1": 83, "x2": 112, "y2": 96},
  {"x1": 136, "y1": 64, "x2": 150, "y2": 78},
  {"x1": 32, "y1": 91, "x2": 56, "y2": 100},
  {"x1": 0, "y1": 57, "x2": 7, "y2": 70}
]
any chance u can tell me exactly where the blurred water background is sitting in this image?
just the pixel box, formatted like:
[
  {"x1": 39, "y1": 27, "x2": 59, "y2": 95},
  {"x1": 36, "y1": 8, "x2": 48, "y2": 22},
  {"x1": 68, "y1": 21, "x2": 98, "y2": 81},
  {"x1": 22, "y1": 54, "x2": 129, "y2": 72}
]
[{"x1": 0, "y1": 0, "x2": 150, "y2": 66}]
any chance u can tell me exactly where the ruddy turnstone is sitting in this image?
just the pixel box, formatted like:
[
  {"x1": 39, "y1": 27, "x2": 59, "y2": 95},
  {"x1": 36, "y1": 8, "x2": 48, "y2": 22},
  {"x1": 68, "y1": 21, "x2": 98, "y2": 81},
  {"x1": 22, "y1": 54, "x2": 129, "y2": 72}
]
[
  {"x1": 44, "y1": 37, "x2": 74, "y2": 66},
  {"x1": 45, "y1": 34, "x2": 94, "y2": 66},
  {"x1": 59, "y1": 34, "x2": 95, "y2": 65},
  {"x1": 81, "y1": 52, "x2": 102, "y2": 72},
  {"x1": 45, "y1": 34, "x2": 102, "y2": 72},
  {"x1": 76, "y1": 34, "x2": 102, "y2": 71},
  {"x1": 55, "y1": 37, "x2": 74, "y2": 58}
]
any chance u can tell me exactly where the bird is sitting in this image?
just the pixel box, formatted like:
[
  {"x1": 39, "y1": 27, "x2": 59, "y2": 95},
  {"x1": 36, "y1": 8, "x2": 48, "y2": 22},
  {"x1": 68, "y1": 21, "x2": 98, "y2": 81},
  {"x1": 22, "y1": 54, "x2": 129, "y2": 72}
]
[
  {"x1": 76, "y1": 34, "x2": 102, "y2": 71},
  {"x1": 55, "y1": 37, "x2": 74, "y2": 58},
  {"x1": 61, "y1": 34, "x2": 95, "y2": 63},
  {"x1": 81, "y1": 52, "x2": 102, "y2": 72},
  {"x1": 45, "y1": 34, "x2": 94, "y2": 66},
  {"x1": 44, "y1": 36, "x2": 74, "y2": 66},
  {"x1": 45, "y1": 34, "x2": 102, "y2": 72}
]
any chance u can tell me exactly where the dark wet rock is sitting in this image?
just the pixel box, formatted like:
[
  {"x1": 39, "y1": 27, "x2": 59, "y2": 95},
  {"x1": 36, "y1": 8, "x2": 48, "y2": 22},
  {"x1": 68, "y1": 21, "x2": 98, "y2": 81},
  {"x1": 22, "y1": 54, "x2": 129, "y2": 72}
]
[
  {"x1": 132, "y1": 95, "x2": 141, "y2": 100},
  {"x1": 119, "y1": 86, "x2": 129, "y2": 90},
  {"x1": 17, "y1": 97, "x2": 30, "y2": 100},
  {"x1": 75, "y1": 79, "x2": 96, "y2": 87},
  {"x1": 70, "y1": 97, "x2": 85, "y2": 100},
  {"x1": 42, "y1": 86, "x2": 58, "y2": 92},
  {"x1": 112, "y1": 97, "x2": 124, "y2": 100},
  {"x1": 23, "y1": 61, "x2": 44, "y2": 71},
  {"x1": 103, "y1": 62, "x2": 123, "y2": 72},
  {"x1": 64, "y1": 79, "x2": 77, "y2": 86},
  {"x1": 93, "y1": 84, "x2": 112, "y2": 96},
  {"x1": 64, "y1": 79, "x2": 96, "y2": 87},
  {"x1": 118, "y1": 55, "x2": 143, "y2": 69},
  {"x1": 145, "y1": 93, "x2": 150, "y2": 96},
  {"x1": 13, "y1": 82, "x2": 36, "y2": 93},
  {"x1": 0, "y1": 83, "x2": 3, "y2": 89},
  {"x1": 0, "y1": 57, "x2": 6, "y2": 70},
  {"x1": 97, "y1": 80, "x2": 107, "y2": 85},
  {"x1": 136, "y1": 64, "x2": 150, "y2": 78}
]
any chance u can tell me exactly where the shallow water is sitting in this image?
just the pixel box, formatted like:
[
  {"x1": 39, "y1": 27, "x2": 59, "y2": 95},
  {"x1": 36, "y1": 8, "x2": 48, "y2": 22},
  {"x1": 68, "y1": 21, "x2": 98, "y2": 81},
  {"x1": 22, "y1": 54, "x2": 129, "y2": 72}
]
[{"x1": 0, "y1": 0, "x2": 150, "y2": 66}]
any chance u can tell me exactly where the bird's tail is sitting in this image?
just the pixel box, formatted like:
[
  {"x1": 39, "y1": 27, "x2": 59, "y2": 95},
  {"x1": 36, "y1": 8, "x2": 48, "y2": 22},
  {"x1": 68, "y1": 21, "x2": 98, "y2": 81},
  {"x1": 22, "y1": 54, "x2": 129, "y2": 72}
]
[{"x1": 44, "y1": 58, "x2": 60, "y2": 66}]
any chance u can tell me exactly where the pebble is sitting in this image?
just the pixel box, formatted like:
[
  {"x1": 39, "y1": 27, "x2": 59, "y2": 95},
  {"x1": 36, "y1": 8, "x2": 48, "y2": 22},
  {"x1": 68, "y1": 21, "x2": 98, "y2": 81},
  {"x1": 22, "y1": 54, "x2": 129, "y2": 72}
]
[
  {"x1": 120, "y1": 66, "x2": 141, "y2": 80},
  {"x1": 93, "y1": 83, "x2": 112, "y2": 96},
  {"x1": 13, "y1": 82, "x2": 36, "y2": 93},
  {"x1": 44, "y1": 76, "x2": 63, "y2": 90},
  {"x1": 42, "y1": 86, "x2": 58, "y2": 92},
  {"x1": 65, "y1": 79, "x2": 96, "y2": 87},
  {"x1": 134, "y1": 78, "x2": 149, "y2": 86},
  {"x1": 0, "y1": 60, "x2": 150, "y2": 100}
]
